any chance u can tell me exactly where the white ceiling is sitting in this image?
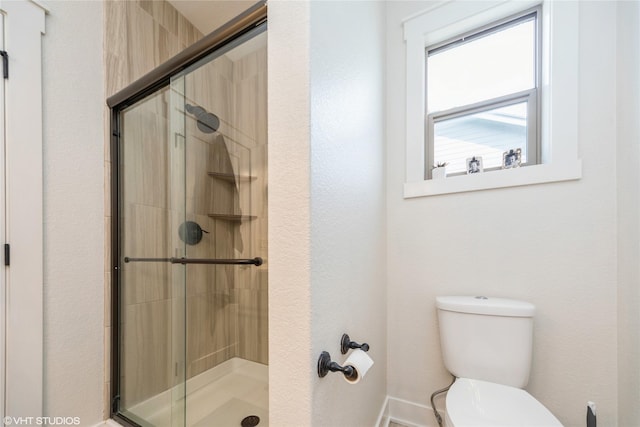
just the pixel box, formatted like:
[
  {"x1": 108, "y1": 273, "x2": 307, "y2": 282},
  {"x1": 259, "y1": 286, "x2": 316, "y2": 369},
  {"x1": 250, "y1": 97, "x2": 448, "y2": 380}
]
[{"x1": 167, "y1": 0, "x2": 256, "y2": 36}]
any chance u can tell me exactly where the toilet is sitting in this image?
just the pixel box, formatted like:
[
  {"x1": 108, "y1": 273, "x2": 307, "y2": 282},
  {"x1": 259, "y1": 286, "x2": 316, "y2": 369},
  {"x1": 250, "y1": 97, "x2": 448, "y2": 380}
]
[{"x1": 436, "y1": 296, "x2": 563, "y2": 427}]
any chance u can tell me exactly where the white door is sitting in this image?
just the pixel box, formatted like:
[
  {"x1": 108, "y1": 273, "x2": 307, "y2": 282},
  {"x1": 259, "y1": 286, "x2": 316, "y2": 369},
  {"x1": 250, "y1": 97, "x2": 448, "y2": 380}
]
[
  {"x1": 0, "y1": 0, "x2": 46, "y2": 421},
  {"x1": 0, "y1": 11, "x2": 5, "y2": 424}
]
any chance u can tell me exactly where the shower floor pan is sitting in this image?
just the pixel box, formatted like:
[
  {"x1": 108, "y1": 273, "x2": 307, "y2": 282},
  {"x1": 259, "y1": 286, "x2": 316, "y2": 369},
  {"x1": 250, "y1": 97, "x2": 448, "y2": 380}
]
[{"x1": 127, "y1": 358, "x2": 269, "y2": 427}]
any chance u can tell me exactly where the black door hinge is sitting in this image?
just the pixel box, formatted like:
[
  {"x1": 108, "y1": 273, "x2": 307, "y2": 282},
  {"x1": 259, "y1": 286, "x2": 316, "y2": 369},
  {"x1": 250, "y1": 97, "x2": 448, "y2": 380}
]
[
  {"x1": 4, "y1": 244, "x2": 9, "y2": 266},
  {"x1": 0, "y1": 51, "x2": 8, "y2": 79}
]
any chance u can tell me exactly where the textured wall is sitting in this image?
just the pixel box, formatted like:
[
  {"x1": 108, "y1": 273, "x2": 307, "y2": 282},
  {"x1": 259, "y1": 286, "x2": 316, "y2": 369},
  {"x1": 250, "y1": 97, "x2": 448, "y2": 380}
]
[
  {"x1": 42, "y1": 1, "x2": 105, "y2": 425},
  {"x1": 386, "y1": 2, "x2": 619, "y2": 426},
  {"x1": 309, "y1": 1, "x2": 387, "y2": 426},
  {"x1": 267, "y1": 1, "x2": 313, "y2": 425},
  {"x1": 268, "y1": 1, "x2": 388, "y2": 426},
  {"x1": 616, "y1": 2, "x2": 640, "y2": 425}
]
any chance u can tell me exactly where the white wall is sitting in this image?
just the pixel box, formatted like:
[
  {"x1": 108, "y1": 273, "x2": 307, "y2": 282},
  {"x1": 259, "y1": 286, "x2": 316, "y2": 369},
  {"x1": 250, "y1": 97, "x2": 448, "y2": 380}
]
[
  {"x1": 268, "y1": 1, "x2": 313, "y2": 424},
  {"x1": 616, "y1": 2, "x2": 640, "y2": 425},
  {"x1": 269, "y1": 1, "x2": 387, "y2": 425},
  {"x1": 309, "y1": 1, "x2": 387, "y2": 425},
  {"x1": 42, "y1": 1, "x2": 105, "y2": 425},
  {"x1": 386, "y1": 2, "x2": 618, "y2": 426}
]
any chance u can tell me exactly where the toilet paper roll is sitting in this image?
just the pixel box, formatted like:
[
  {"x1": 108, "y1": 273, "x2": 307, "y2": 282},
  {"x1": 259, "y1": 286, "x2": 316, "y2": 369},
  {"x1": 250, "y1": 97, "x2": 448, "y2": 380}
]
[{"x1": 343, "y1": 349, "x2": 374, "y2": 384}]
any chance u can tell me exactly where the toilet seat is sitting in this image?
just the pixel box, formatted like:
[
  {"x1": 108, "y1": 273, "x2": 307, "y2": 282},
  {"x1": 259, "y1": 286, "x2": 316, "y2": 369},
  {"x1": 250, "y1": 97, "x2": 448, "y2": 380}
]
[{"x1": 445, "y1": 378, "x2": 563, "y2": 427}]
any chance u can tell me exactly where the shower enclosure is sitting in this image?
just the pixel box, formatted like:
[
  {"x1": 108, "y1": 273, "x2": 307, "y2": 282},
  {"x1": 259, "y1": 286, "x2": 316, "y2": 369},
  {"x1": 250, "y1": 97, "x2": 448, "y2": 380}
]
[{"x1": 109, "y1": 11, "x2": 267, "y2": 427}]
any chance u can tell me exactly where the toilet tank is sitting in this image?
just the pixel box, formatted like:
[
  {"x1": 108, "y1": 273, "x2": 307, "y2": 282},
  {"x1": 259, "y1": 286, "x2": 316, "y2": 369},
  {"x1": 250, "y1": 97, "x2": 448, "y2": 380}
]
[{"x1": 436, "y1": 296, "x2": 536, "y2": 388}]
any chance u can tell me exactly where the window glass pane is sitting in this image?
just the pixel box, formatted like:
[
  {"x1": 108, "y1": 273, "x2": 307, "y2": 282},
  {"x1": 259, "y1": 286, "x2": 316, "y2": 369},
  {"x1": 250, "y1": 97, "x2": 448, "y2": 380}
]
[
  {"x1": 427, "y1": 18, "x2": 535, "y2": 113},
  {"x1": 434, "y1": 102, "x2": 527, "y2": 174}
]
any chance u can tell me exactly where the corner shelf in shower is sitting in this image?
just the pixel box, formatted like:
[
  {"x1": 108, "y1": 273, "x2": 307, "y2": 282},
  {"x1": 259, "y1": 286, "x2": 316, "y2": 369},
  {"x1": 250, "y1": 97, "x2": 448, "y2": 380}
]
[
  {"x1": 208, "y1": 213, "x2": 257, "y2": 222},
  {"x1": 207, "y1": 172, "x2": 257, "y2": 183}
]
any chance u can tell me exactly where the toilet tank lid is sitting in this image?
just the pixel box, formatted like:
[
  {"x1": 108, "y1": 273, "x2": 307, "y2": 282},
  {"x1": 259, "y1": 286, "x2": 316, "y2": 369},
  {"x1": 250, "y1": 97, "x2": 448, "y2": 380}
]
[{"x1": 436, "y1": 296, "x2": 535, "y2": 317}]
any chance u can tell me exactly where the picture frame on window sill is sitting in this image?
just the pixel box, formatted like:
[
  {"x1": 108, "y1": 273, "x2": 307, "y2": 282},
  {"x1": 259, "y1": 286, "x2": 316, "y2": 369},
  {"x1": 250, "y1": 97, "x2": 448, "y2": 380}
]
[
  {"x1": 466, "y1": 156, "x2": 483, "y2": 174},
  {"x1": 502, "y1": 149, "x2": 522, "y2": 169}
]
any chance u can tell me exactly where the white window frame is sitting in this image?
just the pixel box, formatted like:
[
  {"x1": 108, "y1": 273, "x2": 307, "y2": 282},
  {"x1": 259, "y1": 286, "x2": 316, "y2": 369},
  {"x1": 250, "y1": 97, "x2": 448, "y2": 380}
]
[
  {"x1": 403, "y1": 0, "x2": 582, "y2": 197},
  {"x1": 426, "y1": 9, "x2": 541, "y2": 178}
]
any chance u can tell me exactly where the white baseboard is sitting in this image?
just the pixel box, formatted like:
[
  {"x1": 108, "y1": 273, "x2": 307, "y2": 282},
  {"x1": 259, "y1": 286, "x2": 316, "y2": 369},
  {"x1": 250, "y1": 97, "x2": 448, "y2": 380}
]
[
  {"x1": 375, "y1": 395, "x2": 440, "y2": 427},
  {"x1": 375, "y1": 395, "x2": 390, "y2": 427}
]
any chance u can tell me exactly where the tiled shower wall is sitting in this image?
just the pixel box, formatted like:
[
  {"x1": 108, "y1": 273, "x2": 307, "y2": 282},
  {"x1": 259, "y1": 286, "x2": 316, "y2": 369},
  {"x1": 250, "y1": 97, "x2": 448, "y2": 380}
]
[
  {"x1": 182, "y1": 43, "x2": 268, "y2": 377},
  {"x1": 104, "y1": 0, "x2": 267, "y2": 416}
]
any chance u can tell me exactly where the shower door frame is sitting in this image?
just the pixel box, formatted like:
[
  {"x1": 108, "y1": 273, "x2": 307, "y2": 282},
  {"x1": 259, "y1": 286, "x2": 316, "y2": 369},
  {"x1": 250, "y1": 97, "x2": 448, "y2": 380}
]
[{"x1": 107, "y1": 3, "x2": 267, "y2": 425}]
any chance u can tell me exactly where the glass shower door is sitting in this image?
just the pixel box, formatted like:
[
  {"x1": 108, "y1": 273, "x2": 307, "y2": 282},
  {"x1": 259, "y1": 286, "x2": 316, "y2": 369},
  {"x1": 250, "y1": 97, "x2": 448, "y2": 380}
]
[
  {"x1": 170, "y1": 24, "x2": 268, "y2": 427},
  {"x1": 116, "y1": 24, "x2": 269, "y2": 427},
  {"x1": 118, "y1": 23, "x2": 267, "y2": 427},
  {"x1": 119, "y1": 83, "x2": 188, "y2": 427}
]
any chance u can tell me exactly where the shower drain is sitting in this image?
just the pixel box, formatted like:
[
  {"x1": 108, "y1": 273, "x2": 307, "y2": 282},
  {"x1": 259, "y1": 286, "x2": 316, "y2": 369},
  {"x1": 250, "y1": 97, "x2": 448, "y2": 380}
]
[{"x1": 241, "y1": 415, "x2": 260, "y2": 427}]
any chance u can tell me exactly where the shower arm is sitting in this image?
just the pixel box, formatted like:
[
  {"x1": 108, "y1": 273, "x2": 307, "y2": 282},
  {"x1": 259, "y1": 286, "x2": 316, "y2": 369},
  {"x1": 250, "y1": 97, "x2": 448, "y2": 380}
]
[{"x1": 123, "y1": 256, "x2": 263, "y2": 266}]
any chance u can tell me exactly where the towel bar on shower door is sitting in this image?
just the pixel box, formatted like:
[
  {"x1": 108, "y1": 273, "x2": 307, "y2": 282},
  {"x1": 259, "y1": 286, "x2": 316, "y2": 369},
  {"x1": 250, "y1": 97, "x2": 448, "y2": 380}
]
[{"x1": 123, "y1": 256, "x2": 263, "y2": 266}]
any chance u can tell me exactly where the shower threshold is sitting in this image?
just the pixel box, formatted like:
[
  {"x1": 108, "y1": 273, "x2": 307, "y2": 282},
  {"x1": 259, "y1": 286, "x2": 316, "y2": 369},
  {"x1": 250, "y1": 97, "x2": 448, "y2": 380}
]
[{"x1": 126, "y1": 358, "x2": 268, "y2": 427}]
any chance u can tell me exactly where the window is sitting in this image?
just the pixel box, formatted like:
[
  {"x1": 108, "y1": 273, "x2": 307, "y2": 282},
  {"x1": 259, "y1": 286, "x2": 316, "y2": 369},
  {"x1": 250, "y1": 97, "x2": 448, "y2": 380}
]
[
  {"x1": 426, "y1": 10, "x2": 541, "y2": 178},
  {"x1": 403, "y1": 1, "x2": 581, "y2": 197}
]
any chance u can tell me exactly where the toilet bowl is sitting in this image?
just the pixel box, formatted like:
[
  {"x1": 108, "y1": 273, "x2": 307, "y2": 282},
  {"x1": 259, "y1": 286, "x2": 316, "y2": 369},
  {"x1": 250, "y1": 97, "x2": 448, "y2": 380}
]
[{"x1": 445, "y1": 378, "x2": 563, "y2": 427}]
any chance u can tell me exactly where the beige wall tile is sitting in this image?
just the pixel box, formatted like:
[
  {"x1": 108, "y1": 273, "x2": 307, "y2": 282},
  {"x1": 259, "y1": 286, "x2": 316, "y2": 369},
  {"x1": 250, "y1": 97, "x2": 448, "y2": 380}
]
[
  {"x1": 126, "y1": 1, "x2": 156, "y2": 82},
  {"x1": 104, "y1": 381, "x2": 111, "y2": 419},
  {"x1": 237, "y1": 288, "x2": 268, "y2": 364},
  {"x1": 105, "y1": 272, "x2": 112, "y2": 327},
  {"x1": 104, "y1": 1, "x2": 128, "y2": 58},
  {"x1": 122, "y1": 203, "x2": 170, "y2": 304},
  {"x1": 161, "y1": 1, "x2": 180, "y2": 37},
  {"x1": 156, "y1": 22, "x2": 183, "y2": 65},
  {"x1": 122, "y1": 299, "x2": 172, "y2": 406},
  {"x1": 104, "y1": 161, "x2": 111, "y2": 220},
  {"x1": 104, "y1": 216, "x2": 111, "y2": 273},
  {"x1": 105, "y1": 52, "x2": 130, "y2": 98},
  {"x1": 104, "y1": 326, "x2": 111, "y2": 383}
]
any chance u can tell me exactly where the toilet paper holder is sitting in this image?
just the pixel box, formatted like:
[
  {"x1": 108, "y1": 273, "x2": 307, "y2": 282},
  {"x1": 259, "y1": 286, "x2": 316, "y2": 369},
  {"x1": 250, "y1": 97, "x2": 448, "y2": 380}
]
[
  {"x1": 341, "y1": 333, "x2": 369, "y2": 354},
  {"x1": 317, "y1": 351, "x2": 358, "y2": 381},
  {"x1": 318, "y1": 334, "x2": 371, "y2": 379}
]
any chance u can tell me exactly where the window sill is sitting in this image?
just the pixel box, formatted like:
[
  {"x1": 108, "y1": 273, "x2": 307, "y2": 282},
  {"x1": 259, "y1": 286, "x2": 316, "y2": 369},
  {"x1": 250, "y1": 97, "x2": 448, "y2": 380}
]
[{"x1": 403, "y1": 160, "x2": 582, "y2": 198}]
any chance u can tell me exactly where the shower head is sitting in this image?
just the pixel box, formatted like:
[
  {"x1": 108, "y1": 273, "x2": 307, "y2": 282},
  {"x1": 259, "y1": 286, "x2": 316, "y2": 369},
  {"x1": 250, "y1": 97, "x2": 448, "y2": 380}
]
[{"x1": 185, "y1": 104, "x2": 220, "y2": 133}]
